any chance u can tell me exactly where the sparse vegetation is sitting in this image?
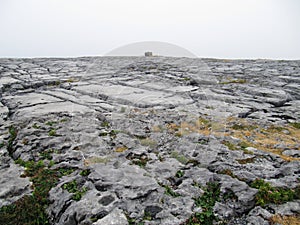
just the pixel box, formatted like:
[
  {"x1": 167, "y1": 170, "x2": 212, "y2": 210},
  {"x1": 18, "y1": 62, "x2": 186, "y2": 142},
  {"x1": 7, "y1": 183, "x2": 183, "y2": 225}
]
[
  {"x1": 250, "y1": 179, "x2": 300, "y2": 207},
  {"x1": 7, "y1": 126, "x2": 17, "y2": 156},
  {"x1": 170, "y1": 151, "x2": 189, "y2": 165},
  {"x1": 40, "y1": 150, "x2": 53, "y2": 160},
  {"x1": 0, "y1": 159, "x2": 75, "y2": 225},
  {"x1": 222, "y1": 141, "x2": 238, "y2": 150},
  {"x1": 139, "y1": 138, "x2": 157, "y2": 148},
  {"x1": 184, "y1": 182, "x2": 221, "y2": 225},
  {"x1": 45, "y1": 121, "x2": 57, "y2": 126},
  {"x1": 0, "y1": 141, "x2": 5, "y2": 149},
  {"x1": 62, "y1": 180, "x2": 87, "y2": 201},
  {"x1": 48, "y1": 129, "x2": 57, "y2": 136},
  {"x1": 220, "y1": 79, "x2": 247, "y2": 84},
  {"x1": 269, "y1": 214, "x2": 300, "y2": 225},
  {"x1": 115, "y1": 146, "x2": 128, "y2": 153},
  {"x1": 80, "y1": 169, "x2": 91, "y2": 177},
  {"x1": 290, "y1": 122, "x2": 300, "y2": 129},
  {"x1": 32, "y1": 123, "x2": 41, "y2": 129},
  {"x1": 101, "y1": 121, "x2": 110, "y2": 128},
  {"x1": 175, "y1": 170, "x2": 185, "y2": 178},
  {"x1": 162, "y1": 184, "x2": 180, "y2": 198},
  {"x1": 84, "y1": 156, "x2": 110, "y2": 166},
  {"x1": 236, "y1": 157, "x2": 255, "y2": 164}
]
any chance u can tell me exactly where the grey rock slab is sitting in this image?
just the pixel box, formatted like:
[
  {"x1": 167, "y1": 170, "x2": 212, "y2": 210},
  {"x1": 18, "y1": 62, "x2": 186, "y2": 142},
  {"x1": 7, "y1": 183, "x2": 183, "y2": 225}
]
[
  {"x1": 218, "y1": 175, "x2": 258, "y2": 214},
  {"x1": 93, "y1": 208, "x2": 128, "y2": 225},
  {"x1": 0, "y1": 77, "x2": 20, "y2": 86},
  {"x1": 271, "y1": 200, "x2": 300, "y2": 215},
  {"x1": 89, "y1": 163, "x2": 159, "y2": 199},
  {"x1": 282, "y1": 149, "x2": 300, "y2": 157},
  {"x1": 12, "y1": 101, "x2": 94, "y2": 119},
  {"x1": 0, "y1": 102, "x2": 9, "y2": 120},
  {"x1": 74, "y1": 84, "x2": 194, "y2": 107},
  {"x1": 3, "y1": 92, "x2": 63, "y2": 109},
  {"x1": 0, "y1": 162, "x2": 31, "y2": 207}
]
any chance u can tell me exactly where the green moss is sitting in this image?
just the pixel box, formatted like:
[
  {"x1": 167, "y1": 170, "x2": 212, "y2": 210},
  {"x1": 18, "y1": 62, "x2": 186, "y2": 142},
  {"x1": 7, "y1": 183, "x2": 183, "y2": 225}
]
[{"x1": 250, "y1": 179, "x2": 300, "y2": 207}]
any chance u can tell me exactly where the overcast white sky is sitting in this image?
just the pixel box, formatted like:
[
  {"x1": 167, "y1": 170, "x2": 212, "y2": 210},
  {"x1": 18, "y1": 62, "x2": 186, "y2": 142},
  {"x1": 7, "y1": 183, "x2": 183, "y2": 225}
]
[{"x1": 0, "y1": 0, "x2": 299, "y2": 59}]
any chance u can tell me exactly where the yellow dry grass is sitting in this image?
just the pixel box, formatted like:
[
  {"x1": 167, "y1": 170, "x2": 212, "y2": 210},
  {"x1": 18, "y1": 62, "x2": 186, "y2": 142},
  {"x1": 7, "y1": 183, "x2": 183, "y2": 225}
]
[{"x1": 270, "y1": 214, "x2": 300, "y2": 225}]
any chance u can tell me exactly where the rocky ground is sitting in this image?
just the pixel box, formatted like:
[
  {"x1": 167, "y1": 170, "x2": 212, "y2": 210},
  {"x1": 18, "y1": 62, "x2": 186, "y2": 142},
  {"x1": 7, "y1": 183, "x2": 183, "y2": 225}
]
[{"x1": 0, "y1": 56, "x2": 299, "y2": 225}]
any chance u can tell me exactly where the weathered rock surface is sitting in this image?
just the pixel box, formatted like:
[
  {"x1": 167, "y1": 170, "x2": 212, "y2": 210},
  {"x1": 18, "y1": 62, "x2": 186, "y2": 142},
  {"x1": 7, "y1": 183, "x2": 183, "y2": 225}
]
[{"x1": 0, "y1": 57, "x2": 299, "y2": 224}]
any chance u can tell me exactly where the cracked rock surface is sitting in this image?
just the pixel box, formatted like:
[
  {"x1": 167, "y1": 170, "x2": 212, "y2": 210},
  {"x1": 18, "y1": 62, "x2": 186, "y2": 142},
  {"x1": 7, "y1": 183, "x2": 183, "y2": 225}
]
[{"x1": 0, "y1": 56, "x2": 299, "y2": 224}]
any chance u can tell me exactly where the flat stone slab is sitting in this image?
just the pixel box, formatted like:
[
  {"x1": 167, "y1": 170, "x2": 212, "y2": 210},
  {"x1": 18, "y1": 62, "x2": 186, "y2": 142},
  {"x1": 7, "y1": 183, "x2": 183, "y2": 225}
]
[
  {"x1": 13, "y1": 101, "x2": 94, "y2": 118},
  {"x1": 74, "y1": 84, "x2": 194, "y2": 107}
]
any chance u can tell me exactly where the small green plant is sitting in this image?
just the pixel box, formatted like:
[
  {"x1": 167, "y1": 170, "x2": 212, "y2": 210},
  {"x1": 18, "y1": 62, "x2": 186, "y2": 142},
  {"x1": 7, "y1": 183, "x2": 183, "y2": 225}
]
[
  {"x1": 60, "y1": 118, "x2": 68, "y2": 123},
  {"x1": 45, "y1": 121, "x2": 57, "y2": 126},
  {"x1": 132, "y1": 159, "x2": 148, "y2": 168},
  {"x1": 32, "y1": 123, "x2": 41, "y2": 129},
  {"x1": 7, "y1": 126, "x2": 18, "y2": 156},
  {"x1": 48, "y1": 129, "x2": 57, "y2": 136},
  {"x1": 184, "y1": 182, "x2": 221, "y2": 225},
  {"x1": 80, "y1": 169, "x2": 91, "y2": 176},
  {"x1": 40, "y1": 150, "x2": 53, "y2": 160},
  {"x1": 143, "y1": 211, "x2": 153, "y2": 221},
  {"x1": 162, "y1": 184, "x2": 180, "y2": 198},
  {"x1": 0, "y1": 142, "x2": 5, "y2": 149},
  {"x1": 175, "y1": 170, "x2": 185, "y2": 178},
  {"x1": 126, "y1": 214, "x2": 145, "y2": 225},
  {"x1": 290, "y1": 122, "x2": 300, "y2": 129},
  {"x1": 250, "y1": 179, "x2": 300, "y2": 207},
  {"x1": 48, "y1": 160, "x2": 55, "y2": 168},
  {"x1": 101, "y1": 121, "x2": 110, "y2": 128},
  {"x1": 57, "y1": 167, "x2": 75, "y2": 176},
  {"x1": 62, "y1": 180, "x2": 87, "y2": 201}
]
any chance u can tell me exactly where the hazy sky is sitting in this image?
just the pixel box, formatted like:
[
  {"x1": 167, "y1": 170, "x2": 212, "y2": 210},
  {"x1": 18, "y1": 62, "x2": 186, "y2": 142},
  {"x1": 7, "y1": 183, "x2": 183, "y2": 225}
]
[{"x1": 0, "y1": 0, "x2": 299, "y2": 59}]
